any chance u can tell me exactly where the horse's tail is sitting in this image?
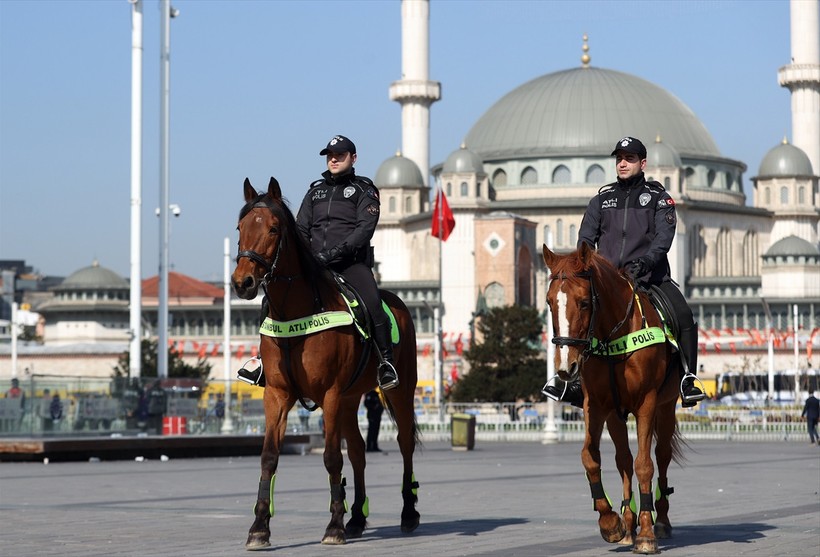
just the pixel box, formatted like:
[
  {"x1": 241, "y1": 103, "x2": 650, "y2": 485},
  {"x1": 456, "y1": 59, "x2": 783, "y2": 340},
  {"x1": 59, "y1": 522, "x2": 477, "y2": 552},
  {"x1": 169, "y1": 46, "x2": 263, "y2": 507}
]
[
  {"x1": 381, "y1": 393, "x2": 422, "y2": 449},
  {"x1": 655, "y1": 417, "x2": 687, "y2": 466}
]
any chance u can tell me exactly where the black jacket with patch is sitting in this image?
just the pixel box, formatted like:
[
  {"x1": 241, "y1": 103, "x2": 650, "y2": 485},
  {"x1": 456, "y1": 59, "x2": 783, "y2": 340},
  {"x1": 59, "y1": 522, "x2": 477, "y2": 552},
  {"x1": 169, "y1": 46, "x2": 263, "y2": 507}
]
[
  {"x1": 577, "y1": 172, "x2": 676, "y2": 284},
  {"x1": 295, "y1": 169, "x2": 380, "y2": 268}
]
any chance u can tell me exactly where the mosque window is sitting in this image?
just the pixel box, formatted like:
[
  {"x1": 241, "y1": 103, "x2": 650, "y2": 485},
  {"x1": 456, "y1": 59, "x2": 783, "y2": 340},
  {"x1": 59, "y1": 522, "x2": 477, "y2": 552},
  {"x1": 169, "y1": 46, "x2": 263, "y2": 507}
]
[
  {"x1": 725, "y1": 172, "x2": 734, "y2": 191},
  {"x1": 517, "y1": 246, "x2": 533, "y2": 306},
  {"x1": 542, "y1": 225, "x2": 552, "y2": 248},
  {"x1": 690, "y1": 224, "x2": 705, "y2": 277},
  {"x1": 485, "y1": 282, "x2": 505, "y2": 308},
  {"x1": 569, "y1": 224, "x2": 577, "y2": 247},
  {"x1": 521, "y1": 166, "x2": 538, "y2": 185},
  {"x1": 492, "y1": 169, "x2": 507, "y2": 188},
  {"x1": 389, "y1": 196, "x2": 396, "y2": 213},
  {"x1": 405, "y1": 196, "x2": 412, "y2": 212},
  {"x1": 716, "y1": 228, "x2": 732, "y2": 277},
  {"x1": 552, "y1": 165, "x2": 571, "y2": 184},
  {"x1": 742, "y1": 230, "x2": 759, "y2": 276},
  {"x1": 780, "y1": 186, "x2": 788, "y2": 204},
  {"x1": 664, "y1": 177, "x2": 671, "y2": 189},
  {"x1": 476, "y1": 182, "x2": 482, "y2": 198},
  {"x1": 798, "y1": 186, "x2": 805, "y2": 204},
  {"x1": 556, "y1": 219, "x2": 564, "y2": 246},
  {"x1": 446, "y1": 182, "x2": 452, "y2": 196},
  {"x1": 585, "y1": 164, "x2": 605, "y2": 183},
  {"x1": 460, "y1": 182, "x2": 468, "y2": 196},
  {"x1": 707, "y1": 169, "x2": 716, "y2": 188},
  {"x1": 764, "y1": 187, "x2": 771, "y2": 205}
]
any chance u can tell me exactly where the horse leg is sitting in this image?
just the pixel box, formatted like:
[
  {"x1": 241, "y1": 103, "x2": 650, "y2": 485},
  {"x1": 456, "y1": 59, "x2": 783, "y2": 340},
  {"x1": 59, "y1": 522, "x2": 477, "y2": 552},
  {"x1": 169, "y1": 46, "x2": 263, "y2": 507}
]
[
  {"x1": 386, "y1": 384, "x2": 420, "y2": 533},
  {"x1": 246, "y1": 392, "x2": 292, "y2": 550},
  {"x1": 321, "y1": 398, "x2": 348, "y2": 545},
  {"x1": 606, "y1": 414, "x2": 636, "y2": 546},
  {"x1": 341, "y1": 400, "x2": 368, "y2": 539},
  {"x1": 632, "y1": 404, "x2": 660, "y2": 555},
  {"x1": 653, "y1": 400, "x2": 677, "y2": 540},
  {"x1": 582, "y1": 407, "x2": 625, "y2": 543}
]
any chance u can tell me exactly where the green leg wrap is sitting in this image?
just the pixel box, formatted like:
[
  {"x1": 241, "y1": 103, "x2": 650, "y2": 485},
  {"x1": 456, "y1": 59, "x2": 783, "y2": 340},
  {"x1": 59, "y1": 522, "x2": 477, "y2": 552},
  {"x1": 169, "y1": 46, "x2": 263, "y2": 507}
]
[
  {"x1": 256, "y1": 474, "x2": 275, "y2": 517},
  {"x1": 621, "y1": 491, "x2": 636, "y2": 515}
]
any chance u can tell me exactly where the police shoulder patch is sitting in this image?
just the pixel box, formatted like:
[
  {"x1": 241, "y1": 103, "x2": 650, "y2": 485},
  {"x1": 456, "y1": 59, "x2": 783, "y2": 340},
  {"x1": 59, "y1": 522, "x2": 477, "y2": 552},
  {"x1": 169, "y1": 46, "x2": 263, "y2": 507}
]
[{"x1": 366, "y1": 203, "x2": 379, "y2": 216}]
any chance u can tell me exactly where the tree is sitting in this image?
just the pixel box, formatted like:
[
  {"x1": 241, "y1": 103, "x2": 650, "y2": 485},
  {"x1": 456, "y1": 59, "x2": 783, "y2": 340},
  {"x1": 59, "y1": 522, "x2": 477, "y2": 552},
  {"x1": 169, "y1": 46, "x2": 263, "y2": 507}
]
[
  {"x1": 112, "y1": 338, "x2": 212, "y2": 382},
  {"x1": 451, "y1": 305, "x2": 545, "y2": 403}
]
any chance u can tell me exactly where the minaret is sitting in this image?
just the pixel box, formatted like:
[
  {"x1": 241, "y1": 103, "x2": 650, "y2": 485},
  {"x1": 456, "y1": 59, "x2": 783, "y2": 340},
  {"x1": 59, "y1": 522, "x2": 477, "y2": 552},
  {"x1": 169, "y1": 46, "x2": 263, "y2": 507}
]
[
  {"x1": 389, "y1": 0, "x2": 441, "y2": 188},
  {"x1": 778, "y1": 0, "x2": 820, "y2": 175}
]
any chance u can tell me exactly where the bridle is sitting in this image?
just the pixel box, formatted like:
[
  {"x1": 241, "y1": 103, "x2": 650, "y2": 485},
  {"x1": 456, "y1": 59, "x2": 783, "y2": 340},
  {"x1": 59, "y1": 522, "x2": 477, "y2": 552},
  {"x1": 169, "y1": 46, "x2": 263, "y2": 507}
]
[
  {"x1": 235, "y1": 201, "x2": 285, "y2": 285},
  {"x1": 550, "y1": 269, "x2": 636, "y2": 359}
]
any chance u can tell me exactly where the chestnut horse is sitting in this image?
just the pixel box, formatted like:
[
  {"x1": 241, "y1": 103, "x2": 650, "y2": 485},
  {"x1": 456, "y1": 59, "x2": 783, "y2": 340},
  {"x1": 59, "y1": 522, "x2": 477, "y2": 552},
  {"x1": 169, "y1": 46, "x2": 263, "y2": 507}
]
[
  {"x1": 232, "y1": 177, "x2": 420, "y2": 550},
  {"x1": 542, "y1": 243, "x2": 684, "y2": 555}
]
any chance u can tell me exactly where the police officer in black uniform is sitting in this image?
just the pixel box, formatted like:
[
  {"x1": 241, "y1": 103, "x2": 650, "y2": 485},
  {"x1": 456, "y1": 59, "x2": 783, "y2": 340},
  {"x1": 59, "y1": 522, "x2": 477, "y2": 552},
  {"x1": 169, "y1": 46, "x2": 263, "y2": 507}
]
[
  {"x1": 294, "y1": 135, "x2": 399, "y2": 391},
  {"x1": 544, "y1": 136, "x2": 704, "y2": 408}
]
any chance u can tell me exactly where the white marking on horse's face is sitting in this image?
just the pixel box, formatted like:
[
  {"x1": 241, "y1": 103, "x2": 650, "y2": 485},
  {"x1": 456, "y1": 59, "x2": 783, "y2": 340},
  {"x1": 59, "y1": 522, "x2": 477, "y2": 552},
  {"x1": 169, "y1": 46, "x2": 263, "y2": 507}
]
[{"x1": 557, "y1": 289, "x2": 569, "y2": 370}]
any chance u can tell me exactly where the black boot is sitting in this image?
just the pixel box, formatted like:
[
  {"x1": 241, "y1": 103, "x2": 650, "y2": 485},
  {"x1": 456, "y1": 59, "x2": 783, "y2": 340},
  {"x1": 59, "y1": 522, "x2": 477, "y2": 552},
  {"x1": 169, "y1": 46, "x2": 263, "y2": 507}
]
[
  {"x1": 237, "y1": 357, "x2": 265, "y2": 387},
  {"x1": 542, "y1": 379, "x2": 584, "y2": 408},
  {"x1": 373, "y1": 320, "x2": 399, "y2": 391},
  {"x1": 678, "y1": 325, "x2": 704, "y2": 407}
]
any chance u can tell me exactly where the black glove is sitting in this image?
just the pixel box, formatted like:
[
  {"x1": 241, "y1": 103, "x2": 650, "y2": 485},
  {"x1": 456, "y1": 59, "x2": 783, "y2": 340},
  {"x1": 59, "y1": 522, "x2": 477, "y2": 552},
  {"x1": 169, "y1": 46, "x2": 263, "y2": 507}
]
[
  {"x1": 628, "y1": 256, "x2": 654, "y2": 279},
  {"x1": 315, "y1": 245, "x2": 343, "y2": 267}
]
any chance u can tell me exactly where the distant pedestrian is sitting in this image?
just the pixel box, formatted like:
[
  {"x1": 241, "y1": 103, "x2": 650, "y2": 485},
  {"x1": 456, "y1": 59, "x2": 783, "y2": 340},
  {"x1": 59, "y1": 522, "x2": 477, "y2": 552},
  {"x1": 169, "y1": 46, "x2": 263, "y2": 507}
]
[
  {"x1": 801, "y1": 390, "x2": 819, "y2": 445},
  {"x1": 49, "y1": 393, "x2": 63, "y2": 429},
  {"x1": 364, "y1": 390, "x2": 384, "y2": 452}
]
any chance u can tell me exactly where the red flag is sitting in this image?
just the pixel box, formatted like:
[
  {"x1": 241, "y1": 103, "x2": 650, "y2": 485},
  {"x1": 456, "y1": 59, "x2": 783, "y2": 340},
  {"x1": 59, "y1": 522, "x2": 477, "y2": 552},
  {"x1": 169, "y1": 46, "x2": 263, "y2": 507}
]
[{"x1": 431, "y1": 188, "x2": 455, "y2": 241}]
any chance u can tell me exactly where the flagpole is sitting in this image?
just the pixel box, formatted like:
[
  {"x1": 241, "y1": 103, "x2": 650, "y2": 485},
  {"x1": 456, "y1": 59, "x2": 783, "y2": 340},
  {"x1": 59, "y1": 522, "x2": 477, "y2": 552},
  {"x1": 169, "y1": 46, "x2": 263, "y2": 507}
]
[{"x1": 436, "y1": 184, "x2": 444, "y2": 423}]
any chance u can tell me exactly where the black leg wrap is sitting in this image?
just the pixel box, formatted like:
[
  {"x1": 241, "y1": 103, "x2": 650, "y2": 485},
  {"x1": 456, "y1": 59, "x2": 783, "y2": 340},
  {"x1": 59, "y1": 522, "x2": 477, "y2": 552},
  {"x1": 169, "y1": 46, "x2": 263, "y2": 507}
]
[
  {"x1": 330, "y1": 478, "x2": 347, "y2": 502},
  {"x1": 640, "y1": 492, "x2": 655, "y2": 514},
  {"x1": 257, "y1": 479, "x2": 271, "y2": 500},
  {"x1": 590, "y1": 480, "x2": 606, "y2": 500},
  {"x1": 657, "y1": 486, "x2": 674, "y2": 499}
]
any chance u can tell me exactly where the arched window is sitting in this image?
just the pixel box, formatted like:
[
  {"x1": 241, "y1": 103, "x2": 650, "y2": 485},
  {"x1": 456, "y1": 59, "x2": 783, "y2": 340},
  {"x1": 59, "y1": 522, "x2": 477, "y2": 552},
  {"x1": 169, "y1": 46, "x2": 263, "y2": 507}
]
[
  {"x1": 388, "y1": 196, "x2": 396, "y2": 213},
  {"x1": 556, "y1": 219, "x2": 564, "y2": 246},
  {"x1": 664, "y1": 177, "x2": 671, "y2": 189},
  {"x1": 780, "y1": 186, "x2": 789, "y2": 204},
  {"x1": 521, "y1": 166, "x2": 538, "y2": 185},
  {"x1": 716, "y1": 228, "x2": 732, "y2": 277},
  {"x1": 690, "y1": 224, "x2": 706, "y2": 277},
  {"x1": 765, "y1": 187, "x2": 771, "y2": 205},
  {"x1": 492, "y1": 169, "x2": 507, "y2": 188},
  {"x1": 707, "y1": 169, "x2": 716, "y2": 188},
  {"x1": 446, "y1": 182, "x2": 452, "y2": 196},
  {"x1": 460, "y1": 182, "x2": 469, "y2": 196},
  {"x1": 585, "y1": 164, "x2": 605, "y2": 183},
  {"x1": 725, "y1": 172, "x2": 734, "y2": 191},
  {"x1": 517, "y1": 246, "x2": 533, "y2": 306},
  {"x1": 542, "y1": 225, "x2": 552, "y2": 248},
  {"x1": 799, "y1": 186, "x2": 805, "y2": 204},
  {"x1": 552, "y1": 165, "x2": 571, "y2": 184},
  {"x1": 569, "y1": 224, "x2": 577, "y2": 247},
  {"x1": 485, "y1": 282, "x2": 505, "y2": 308},
  {"x1": 405, "y1": 196, "x2": 412, "y2": 213},
  {"x1": 742, "y1": 230, "x2": 759, "y2": 276},
  {"x1": 476, "y1": 182, "x2": 482, "y2": 198}
]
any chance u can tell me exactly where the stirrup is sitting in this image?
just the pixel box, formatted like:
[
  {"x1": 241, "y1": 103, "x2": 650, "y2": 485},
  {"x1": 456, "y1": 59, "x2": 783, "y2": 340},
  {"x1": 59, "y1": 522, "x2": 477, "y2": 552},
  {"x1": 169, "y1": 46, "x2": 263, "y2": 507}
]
[
  {"x1": 378, "y1": 361, "x2": 399, "y2": 391},
  {"x1": 680, "y1": 373, "x2": 706, "y2": 406},
  {"x1": 237, "y1": 357, "x2": 264, "y2": 386},
  {"x1": 541, "y1": 374, "x2": 565, "y2": 401}
]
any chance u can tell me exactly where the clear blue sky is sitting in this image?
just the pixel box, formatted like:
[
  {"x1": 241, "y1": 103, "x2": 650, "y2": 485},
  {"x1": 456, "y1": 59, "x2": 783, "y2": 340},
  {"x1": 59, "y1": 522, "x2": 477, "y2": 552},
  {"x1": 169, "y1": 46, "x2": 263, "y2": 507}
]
[{"x1": 0, "y1": 0, "x2": 792, "y2": 282}]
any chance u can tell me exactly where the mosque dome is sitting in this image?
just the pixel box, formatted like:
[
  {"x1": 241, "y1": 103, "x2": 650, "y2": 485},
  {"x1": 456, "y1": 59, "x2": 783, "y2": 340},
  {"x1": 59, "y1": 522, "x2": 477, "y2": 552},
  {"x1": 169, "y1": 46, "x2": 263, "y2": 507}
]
[
  {"x1": 646, "y1": 137, "x2": 682, "y2": 167},
  {"x1": 374, "y1": 152, "x2": 424, "y2": 187},
  {"x1": 463, "y1": 67, "x2": 720, "y2": 160},
  {"x1": 443, "y1": 144, "x2": 484, "y2": 174},
  {"x1": 757, "y1": 139, "x2": 814, "y2": 177},
  {"x1": 55, "y1": 260, "x2": 128, "y2": 291},
  {"x1": 764, "y1": 235, "x2": 820, "y2": 258}
]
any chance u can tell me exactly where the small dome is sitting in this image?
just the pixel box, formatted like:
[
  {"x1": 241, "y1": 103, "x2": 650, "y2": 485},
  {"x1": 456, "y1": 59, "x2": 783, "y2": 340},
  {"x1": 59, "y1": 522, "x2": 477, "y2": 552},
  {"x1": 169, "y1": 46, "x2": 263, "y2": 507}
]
[
  {"x1": 56, "y1": 260, "x2": 128, "y2": 291},
  {"x1": 443, "y1": 144, "x2": 484, "y2": 174},
  {"x1": 764, "y1": 235, "x2": 820, "y2": 257},
  {"x1": 374, "y1": 152, "x2": 424, "y2": 187},
  {"x1": 646, "y1": 137, "x2": 681, "y2": 167},
  {"x1": 758, "y1": 140, "x2": 814, "y2": 177}
]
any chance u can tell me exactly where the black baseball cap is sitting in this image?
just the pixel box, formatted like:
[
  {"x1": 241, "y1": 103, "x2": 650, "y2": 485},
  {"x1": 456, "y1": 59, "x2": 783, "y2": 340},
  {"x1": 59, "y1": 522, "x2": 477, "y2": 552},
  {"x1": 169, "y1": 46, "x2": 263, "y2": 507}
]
[
  {"x1": 610, "y1": 136, "x2": 647, "y2": 159},
  {"x1": 319, "y1": 135, "x2": 356, "y2": 156}
]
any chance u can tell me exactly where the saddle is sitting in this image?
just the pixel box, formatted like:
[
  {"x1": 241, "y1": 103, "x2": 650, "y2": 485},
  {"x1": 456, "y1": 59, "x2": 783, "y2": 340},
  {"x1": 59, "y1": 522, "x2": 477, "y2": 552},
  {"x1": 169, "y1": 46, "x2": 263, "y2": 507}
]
[
  {"x1": 644, "y1": 284, "x2": 682, "y2": 354},
  {"x1": 330, "y1": 271, "x2": 399, "y2": 345}
]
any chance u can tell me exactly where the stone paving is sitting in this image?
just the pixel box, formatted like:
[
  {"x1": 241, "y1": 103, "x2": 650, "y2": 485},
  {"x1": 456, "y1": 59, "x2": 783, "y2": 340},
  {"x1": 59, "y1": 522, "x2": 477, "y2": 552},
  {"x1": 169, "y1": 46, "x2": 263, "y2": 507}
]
[{"x1": 1, "y1": 438, "x2": 818, "y2": 556}]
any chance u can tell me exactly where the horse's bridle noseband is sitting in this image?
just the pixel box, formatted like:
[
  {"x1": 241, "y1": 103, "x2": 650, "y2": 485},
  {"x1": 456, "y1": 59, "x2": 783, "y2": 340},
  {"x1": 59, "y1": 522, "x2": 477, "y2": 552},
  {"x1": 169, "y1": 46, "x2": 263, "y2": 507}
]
[{"x1": 235, "y1": 201, "x2": 284, "y2": 284}]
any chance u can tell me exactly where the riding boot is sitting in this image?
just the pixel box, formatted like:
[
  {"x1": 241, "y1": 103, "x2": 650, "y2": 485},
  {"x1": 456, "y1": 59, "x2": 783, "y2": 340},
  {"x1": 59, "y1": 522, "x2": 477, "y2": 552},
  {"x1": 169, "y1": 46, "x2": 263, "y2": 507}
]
[
  {"x1": 677, "y1": 325, "x2": 704, "y2": 407},
  {"x1": 237, "y1": 356, "x2": 265, "y2": 388},
  {"x1": 542, "y1": 379, "x2": 584, "y2": 408},
  {"x1": 373, "y1": 320, "x2": 399, "y2": 391}
]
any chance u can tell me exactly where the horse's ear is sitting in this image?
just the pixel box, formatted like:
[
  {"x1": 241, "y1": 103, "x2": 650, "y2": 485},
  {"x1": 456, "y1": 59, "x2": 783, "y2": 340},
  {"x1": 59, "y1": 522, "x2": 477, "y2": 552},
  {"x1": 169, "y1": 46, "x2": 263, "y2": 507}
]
[
  {"x1": 578, "y1": 241, "x2": 594, "y2": 266},
  {"x1": 267, "y1": 177, "x2": 282, "y2": 200},
  {"x1": 243, "y1": 178, "x2": 256, "y2": 202},
  {"x1": 542, "y1": 244, "x2": 558, "y2": 268}
]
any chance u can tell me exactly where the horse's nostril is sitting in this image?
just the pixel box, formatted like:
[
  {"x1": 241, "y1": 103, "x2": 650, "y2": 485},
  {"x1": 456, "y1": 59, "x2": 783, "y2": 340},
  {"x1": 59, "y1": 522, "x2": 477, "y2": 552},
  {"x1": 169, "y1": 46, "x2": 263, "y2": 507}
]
[{"x1": 241, "y1": 276, "x2": 254, "y2": 291}]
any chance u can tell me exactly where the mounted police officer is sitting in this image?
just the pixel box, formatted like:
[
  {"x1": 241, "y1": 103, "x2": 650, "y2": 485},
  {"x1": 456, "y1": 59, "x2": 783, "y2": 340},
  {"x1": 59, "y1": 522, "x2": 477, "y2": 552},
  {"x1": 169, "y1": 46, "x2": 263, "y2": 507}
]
[
  {"x1": 544, "y1": 136, "x2": 704, "y2": 408},
  {"x1": 295, "y1": 135, "x2": 399, "y2": 391}
]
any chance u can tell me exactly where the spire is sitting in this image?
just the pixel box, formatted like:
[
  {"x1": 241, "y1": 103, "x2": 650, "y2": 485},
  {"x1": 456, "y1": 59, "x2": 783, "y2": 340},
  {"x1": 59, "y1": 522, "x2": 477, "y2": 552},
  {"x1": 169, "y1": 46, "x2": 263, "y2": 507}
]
[{"x1": 581, "y1": 34, "x2": 590, "y2": 68}]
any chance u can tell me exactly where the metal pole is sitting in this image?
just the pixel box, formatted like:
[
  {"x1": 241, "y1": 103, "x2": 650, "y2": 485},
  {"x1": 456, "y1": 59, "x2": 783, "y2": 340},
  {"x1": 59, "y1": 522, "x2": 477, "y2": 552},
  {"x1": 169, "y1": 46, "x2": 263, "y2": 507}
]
[
  {"x1": 221, "y1": 237, "x2": 234, "y2": 433},
  {"x1": 762, "y1": 298, "x2": 774, "y2": 401},
  {"x1": 129, "y1": 0, "x2": 143, "y2": 379},
  {"x1": 542, "y1": 231, "x2": 558, "y2": 444},
  {"x1": 158, "y1": 0, "x2": 171, "y2": 378},
  {"x1": 10, "y1": 302, "x2": 18, "y2": 378},
  {"x1": 435, "y1": 183, "x2": 444, "y2": 424},
  {"x1": 794, "y1": 303, "x2": 800, "y2": 402}
]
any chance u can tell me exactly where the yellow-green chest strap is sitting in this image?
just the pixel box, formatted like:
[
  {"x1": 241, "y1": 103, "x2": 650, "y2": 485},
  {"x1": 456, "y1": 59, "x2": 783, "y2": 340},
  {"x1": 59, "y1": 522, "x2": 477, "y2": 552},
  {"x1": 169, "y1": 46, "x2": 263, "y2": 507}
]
[
  {"x1": 589, "y1": 326, "x2": 667, "y2": 356},
  {"x1": 259, "y1": 311, "x2": 353, "y2": 338}
]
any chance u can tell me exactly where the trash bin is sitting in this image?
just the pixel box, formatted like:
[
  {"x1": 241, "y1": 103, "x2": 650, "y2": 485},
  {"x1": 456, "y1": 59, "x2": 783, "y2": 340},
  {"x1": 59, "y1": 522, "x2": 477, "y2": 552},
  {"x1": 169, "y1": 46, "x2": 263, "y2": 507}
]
[{"x1": 451, "y1": 413, "x2": 475, "y2": 450}]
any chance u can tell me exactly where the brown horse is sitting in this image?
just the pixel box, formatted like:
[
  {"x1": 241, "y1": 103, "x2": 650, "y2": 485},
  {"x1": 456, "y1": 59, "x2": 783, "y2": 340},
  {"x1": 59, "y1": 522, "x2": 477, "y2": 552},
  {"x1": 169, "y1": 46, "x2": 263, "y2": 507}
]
[
  {"x1": 232, "y1": 177, "x2": 420, "y2": 550},
  {"x1": 542, "y1": 243, "x2": 684, "y2": 555}
]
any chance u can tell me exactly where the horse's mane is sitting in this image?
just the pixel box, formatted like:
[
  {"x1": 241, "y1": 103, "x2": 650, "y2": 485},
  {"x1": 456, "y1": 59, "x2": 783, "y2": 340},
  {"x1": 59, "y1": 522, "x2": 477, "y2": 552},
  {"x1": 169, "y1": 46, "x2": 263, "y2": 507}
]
[
  {"x1": 549, "y1": 247, "x2": 621, "y2": 281},
  {"x1": 239, "y1": 192, "x2": 333, "y2": 289}
]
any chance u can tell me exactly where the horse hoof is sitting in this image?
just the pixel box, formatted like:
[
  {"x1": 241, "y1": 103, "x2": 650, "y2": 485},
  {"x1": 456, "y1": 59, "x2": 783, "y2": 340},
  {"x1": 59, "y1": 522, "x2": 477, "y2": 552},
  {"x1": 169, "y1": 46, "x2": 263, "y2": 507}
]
[
  {"x1": 401, "y1": 510, "x2": 420, "y2": 533},
  {"x1": 632, "y1": 536, "x2": 659, "y2": 554},
  {"x1": 245, "y1": 534, "x2": 271, "y2": 551},
  {"x1": 654, "y1": 522, "x2": 673, "y2": 539},
  {"x1": 600, "y1": 520, "x2": 626, "y2": 543},
  {"x1": 321, "y1": 535, "x2": 346, "y2": 545},
  {"x1": 345, "y1": 524, "x2": 365, "y2": 539},
  {"x1": 618, "y1": 532, "x2": 635, "y2": 546}
]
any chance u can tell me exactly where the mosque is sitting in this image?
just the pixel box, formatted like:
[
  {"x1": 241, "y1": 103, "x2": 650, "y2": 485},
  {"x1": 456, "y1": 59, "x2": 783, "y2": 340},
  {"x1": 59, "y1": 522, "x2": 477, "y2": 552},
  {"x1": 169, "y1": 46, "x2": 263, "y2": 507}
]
[
  {"x1": 372, "y1": 0, "x2": 820, "y2": 377},
  {"x1": 2, "y1": 0, "x2": 818, "y2": 385}
]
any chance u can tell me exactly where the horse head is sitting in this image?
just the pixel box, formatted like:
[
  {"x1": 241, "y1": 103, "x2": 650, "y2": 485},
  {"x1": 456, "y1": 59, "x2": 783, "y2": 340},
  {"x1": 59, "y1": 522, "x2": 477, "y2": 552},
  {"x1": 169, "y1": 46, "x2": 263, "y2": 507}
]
[{"x1": 232, "y1": 177, "x2": 286, "y2": 299}]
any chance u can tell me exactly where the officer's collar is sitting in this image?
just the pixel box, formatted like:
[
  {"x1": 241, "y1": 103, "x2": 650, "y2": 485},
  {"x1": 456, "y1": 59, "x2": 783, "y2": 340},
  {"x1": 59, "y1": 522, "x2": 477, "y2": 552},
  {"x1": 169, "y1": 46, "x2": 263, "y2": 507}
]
[
  {"x1": 322, "y1": 168, "x2": 356, "y2": 185},
  {"x1": 616, "y1": 171, "x2": 645, "y2": 190}
]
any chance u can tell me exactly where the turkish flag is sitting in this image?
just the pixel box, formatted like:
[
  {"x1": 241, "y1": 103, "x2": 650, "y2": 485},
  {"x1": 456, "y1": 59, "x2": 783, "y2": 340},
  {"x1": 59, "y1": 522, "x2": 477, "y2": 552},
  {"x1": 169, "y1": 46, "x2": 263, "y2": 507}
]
[{"x1": 431, "y1": 188, "x2": 455, "y2": 241}]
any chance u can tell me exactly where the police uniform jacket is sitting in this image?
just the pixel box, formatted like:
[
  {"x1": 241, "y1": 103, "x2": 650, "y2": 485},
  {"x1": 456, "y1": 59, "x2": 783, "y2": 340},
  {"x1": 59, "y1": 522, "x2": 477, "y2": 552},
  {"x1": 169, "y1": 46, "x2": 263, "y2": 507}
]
[
  {"x1": 577, "y1": 172, "x2": 676, "y2": 284},
  {"x1": 295, "y1": 169, "x2": 381, "y2": 268}
]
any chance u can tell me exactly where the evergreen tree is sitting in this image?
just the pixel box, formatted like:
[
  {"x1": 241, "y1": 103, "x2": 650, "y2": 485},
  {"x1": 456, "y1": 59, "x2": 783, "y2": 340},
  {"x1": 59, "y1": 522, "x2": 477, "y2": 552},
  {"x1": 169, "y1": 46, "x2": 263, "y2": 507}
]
[
  {"x1": 451, "y1": 305, "x2": 545, "y2": 402},
  {"x1": 112, "y1": 338, "x2": 212, "y2": 382}
]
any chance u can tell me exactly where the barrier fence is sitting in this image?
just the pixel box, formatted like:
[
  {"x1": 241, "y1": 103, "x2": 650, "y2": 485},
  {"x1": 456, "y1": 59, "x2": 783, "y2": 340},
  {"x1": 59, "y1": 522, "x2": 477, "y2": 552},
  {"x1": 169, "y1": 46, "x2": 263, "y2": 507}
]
[{"x1": 0, "y1": 377, "x2": 813, "y2": 443}]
